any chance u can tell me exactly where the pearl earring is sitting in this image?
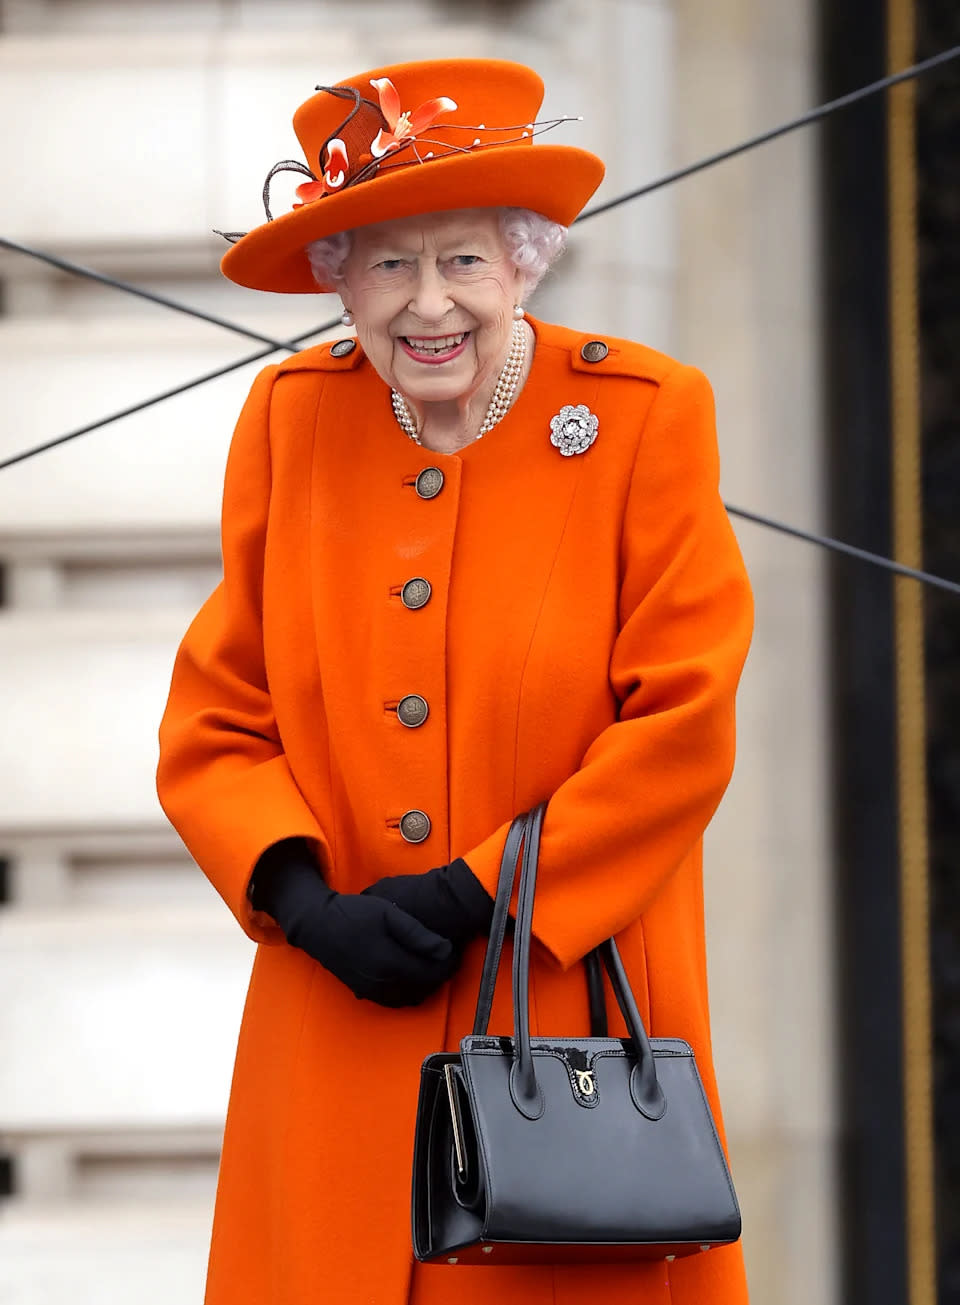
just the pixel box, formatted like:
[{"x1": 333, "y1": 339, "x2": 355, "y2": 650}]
[
  {"x1": 340, "y1": 309, "x2": 354, "y2": 327},
  {"x1": 513, "y1": 304, "x2": 524, "y2": 320}
]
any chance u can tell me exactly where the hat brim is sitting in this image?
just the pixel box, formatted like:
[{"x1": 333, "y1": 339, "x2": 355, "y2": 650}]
[{"x1": 220, "y1": 144, "x2": 604, "y2": 293}]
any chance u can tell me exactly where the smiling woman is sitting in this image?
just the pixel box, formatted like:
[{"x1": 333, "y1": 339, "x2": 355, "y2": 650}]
[
  {"x1": 156, "y1": 56, "x2": 754, "y2": 1305},
  {"x1": 330, "y1": 210, "x2": 538, "y2": 452},
  {"x1": 305, "y1": 208, "x2": 564, "y2": 453}
]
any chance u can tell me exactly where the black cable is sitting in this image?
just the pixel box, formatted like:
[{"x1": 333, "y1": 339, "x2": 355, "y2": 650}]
[
  {"x1": 0, "y1": 48, "x2": 956, "y2": 595},
  {"x1": 576, "y1": 44, "x2": 960, "y2": 222},
  {"x1": 0, "y1": 320, "x2": 341, "y2": 471},
  {"x1": 2, "y1": 44, "x2": 957, "y2": 396},
  {"x1": 2, "y1": 343, "x2": 955, "y2": 596},
  {"x1": 726, "y1": 506, "x2": 960, "y2": 597},
  {"x1": 0, "y1": 237, "x2": 308, "y2": 354}
]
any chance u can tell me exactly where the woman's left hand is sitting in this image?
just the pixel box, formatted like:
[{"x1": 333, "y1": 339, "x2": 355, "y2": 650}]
[{"x1": 363, "y1": 859, "x2": 494, "y2": 947}]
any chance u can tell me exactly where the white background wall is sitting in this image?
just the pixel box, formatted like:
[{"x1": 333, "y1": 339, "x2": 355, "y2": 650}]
[{"x1": 0, "y1": 3, "x2": 835, "y2": 1302}]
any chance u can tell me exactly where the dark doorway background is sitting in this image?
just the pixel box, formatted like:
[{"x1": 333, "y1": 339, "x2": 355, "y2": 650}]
[
  {"x1": 917, "y1": 3, "x2": 960, "y2": 1302},
  {"x1": 821, "y1": 3, "x2": 960, "y2": 1303},
  {"x1": 820, "y1": 1, "x2": 906, "y2": 1299}
]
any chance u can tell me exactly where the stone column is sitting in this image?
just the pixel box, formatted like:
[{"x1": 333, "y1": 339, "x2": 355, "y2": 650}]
[{"x1": 672, "y1": 4, "x2": 839, "y2": 1303}]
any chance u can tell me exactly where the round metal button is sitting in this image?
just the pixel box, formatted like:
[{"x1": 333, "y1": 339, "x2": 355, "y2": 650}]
[
  {"x1": 397, "y1": 694, "x2": 429, "y2": 728},
  {"x1": 580, "y1": 339, "x2": 609, "y2": 363},
  {"x1": 399, "y1": 809, "x2": 431, "y2": 844},
  {"x1": 400, "y1": 577, "x2": 432, "y2": 610},
  {"x1": 330, "y1": 338, "x2": 356, "y2": 358},
  {"x1": 415, "y1": 467, "x2": 444, "y2": 500}
]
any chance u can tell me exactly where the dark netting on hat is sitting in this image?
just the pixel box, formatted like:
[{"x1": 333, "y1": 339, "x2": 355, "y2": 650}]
[
  {"x1": 316, "y1": 86, "x2": 389, "y2": 188},
  {"x1": 248, "y1": 86, "x2": 388, "y2": 227}
]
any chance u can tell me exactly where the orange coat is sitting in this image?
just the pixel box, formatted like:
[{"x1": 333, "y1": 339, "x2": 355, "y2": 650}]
[{"x1": 157, "y1": 316, "x2": 754, "y2": 1305}]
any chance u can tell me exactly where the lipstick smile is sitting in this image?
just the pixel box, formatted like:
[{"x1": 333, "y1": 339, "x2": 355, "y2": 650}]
[{"x1": 398, "y1": 331, "x2": 471, "y2": 365}]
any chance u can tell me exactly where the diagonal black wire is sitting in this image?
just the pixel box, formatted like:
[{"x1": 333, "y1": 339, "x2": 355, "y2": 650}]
[
  {"x1": 2, "y1": 43, "x2": 957, "y2": 472},
  {"x1": 577, "y1": 44, "x2": 960, "y2": 222},
  {"x1": 9, "y1": 48, "x2": 957, "y2": 367},
  {"x1": 2, "y1": 41, "x2": 957, "y2": 456},
  {"x1": 0, "y1": 47, "x2": 957, "y2": 596},
  {"x1": 726, "y1": 506, "x2": 960, "y2": 597},
  {"x1": 0, "y1": 237, "x2": 308, "y2": 354},
  {"x1": 0, "y1": 320, "x2": 340, "y2": 471}
]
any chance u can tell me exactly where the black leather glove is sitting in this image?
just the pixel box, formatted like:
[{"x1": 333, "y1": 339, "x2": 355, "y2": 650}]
[
  {"x1": 251, "y1": 839, "x2": 458, "y2": 1007},
  {"x1": 362, "y1": 858, "x2": 494, "y2": 948}
]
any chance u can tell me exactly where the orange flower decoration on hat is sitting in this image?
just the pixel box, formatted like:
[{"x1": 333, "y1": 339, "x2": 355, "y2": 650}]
[
  {"x1": 369, "y1": 77, "x2": 457, "y2": 157},
  {"x1": 218, "y1": 59, "x2": 607, "y2": 294},
  {"x1": 293, "y1": 138, "x2": 350, "y2": 207}
]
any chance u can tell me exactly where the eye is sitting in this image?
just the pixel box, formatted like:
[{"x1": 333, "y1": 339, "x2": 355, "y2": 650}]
[
  {"x1": 450, "y1": 255, "x2": 482, "y2": 268},
  {"x1": 376, "y1": 258, "x2": 408, "y2": 272}
]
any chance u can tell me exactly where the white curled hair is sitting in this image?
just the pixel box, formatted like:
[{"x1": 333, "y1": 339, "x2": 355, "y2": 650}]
[{"x1": 305, "y1": 208, "x2": 567, "y2": 298}]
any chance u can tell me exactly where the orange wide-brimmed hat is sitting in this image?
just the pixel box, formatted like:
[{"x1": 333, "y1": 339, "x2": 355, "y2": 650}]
[{"x1": 219, "y1": 58, "x2": 605, "y2": 294}]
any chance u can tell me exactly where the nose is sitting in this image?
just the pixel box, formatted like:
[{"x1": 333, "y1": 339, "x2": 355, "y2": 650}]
[{"x1": 408, "y1": 263, "x2": 453, "y2": 324}]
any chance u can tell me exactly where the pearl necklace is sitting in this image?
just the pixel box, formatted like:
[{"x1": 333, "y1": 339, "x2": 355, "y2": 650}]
[{"x1": 390, "y1": 319, "x2": 527, "y2": 446}]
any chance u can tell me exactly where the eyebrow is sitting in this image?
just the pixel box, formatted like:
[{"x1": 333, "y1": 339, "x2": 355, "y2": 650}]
[{"x1": 366, "y1": 243, "x2": 497, "y2": 263}]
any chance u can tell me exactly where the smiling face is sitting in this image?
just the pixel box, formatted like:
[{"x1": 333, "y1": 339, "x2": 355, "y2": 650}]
[{"x1": 339, "y1": 209, "x2": 526, "y2": 408}]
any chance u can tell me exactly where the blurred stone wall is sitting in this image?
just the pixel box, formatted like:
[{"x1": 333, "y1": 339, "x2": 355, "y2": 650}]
[
  {"x1": 0, "y1": 2, "x2": 835, "y2": 1301},
  {"x1": 671, "y1": 5, "x2": 837, "y2": 1303}
]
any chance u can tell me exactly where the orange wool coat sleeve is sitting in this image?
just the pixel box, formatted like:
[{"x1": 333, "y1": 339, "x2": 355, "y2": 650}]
[
  {"x1": 157, "y1": 364, "x2": 329, "y2": 944},
  {"x1": 465, "y1": 360, "x2": 752, "y2": 968}
]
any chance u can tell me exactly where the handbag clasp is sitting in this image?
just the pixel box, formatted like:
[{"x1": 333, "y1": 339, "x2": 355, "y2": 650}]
[{"x1": 575, "y1": 1069, "x2": 596, "y2": 1097}]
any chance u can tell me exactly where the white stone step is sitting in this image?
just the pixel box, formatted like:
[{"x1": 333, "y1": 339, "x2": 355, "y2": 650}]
[
  {"x1": 0, "y1": 30, "x2": 365, "y2": 247},
  {"x1": 0, "y1": 1200, "x2": 211, "y2": 1305},
  {"x1": 0, "y1": 907, "x2": 253, "y2": 1132},
  {"x1": 0, "y1": 609, "x2": 191, "y2": 830},
  {"x1": 0, "y1": 318, "x2": 266, "y2": 534}
]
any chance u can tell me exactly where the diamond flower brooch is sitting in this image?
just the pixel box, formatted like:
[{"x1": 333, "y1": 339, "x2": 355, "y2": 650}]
[{"x1": 550, "y1": 404, "x2": 599, "y2": 457}]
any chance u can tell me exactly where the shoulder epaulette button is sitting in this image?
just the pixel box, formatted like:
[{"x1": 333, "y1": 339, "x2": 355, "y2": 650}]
[
  {"x1": 330, "y1": 338, "x2": 357, "y2": 358},
  {"x1": 580, "y1": 340, "x2": 609, "y2": 363}
]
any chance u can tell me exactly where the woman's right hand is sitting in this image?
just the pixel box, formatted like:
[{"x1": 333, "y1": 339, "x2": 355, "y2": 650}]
[{"x1": 251, "y1": 839, "x2": 459, "y2": 1007}]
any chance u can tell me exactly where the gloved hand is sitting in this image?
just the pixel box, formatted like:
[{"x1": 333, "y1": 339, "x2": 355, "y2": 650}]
[
  {"x1": 362, "y1": 858, "x2": 494, "y2": 948},
  {"x1": 251, "y1": 839, "x2": 459, "y2": 1008}
]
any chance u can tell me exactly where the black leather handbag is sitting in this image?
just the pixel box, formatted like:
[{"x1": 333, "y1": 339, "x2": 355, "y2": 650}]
[{"x1": 412, "y1": 803, "x2": 742, "y2": 1265}]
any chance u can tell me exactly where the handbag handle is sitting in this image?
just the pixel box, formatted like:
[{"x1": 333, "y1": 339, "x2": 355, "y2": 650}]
[
  {"x1": 509, "y1": 804, "x2": 666, "y2": 1121},
  {"x1": 472, "y1": 811, "x2": 608, "y2": 1038},
  {"x1": 472, "y1": 813, "x2": 526, "y2": 1036}
]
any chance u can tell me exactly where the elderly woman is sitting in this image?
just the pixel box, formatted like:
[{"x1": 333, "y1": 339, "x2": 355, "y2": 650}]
[{"x1": 157, "y1": 57, "x2": 753, "y2": 1305}]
